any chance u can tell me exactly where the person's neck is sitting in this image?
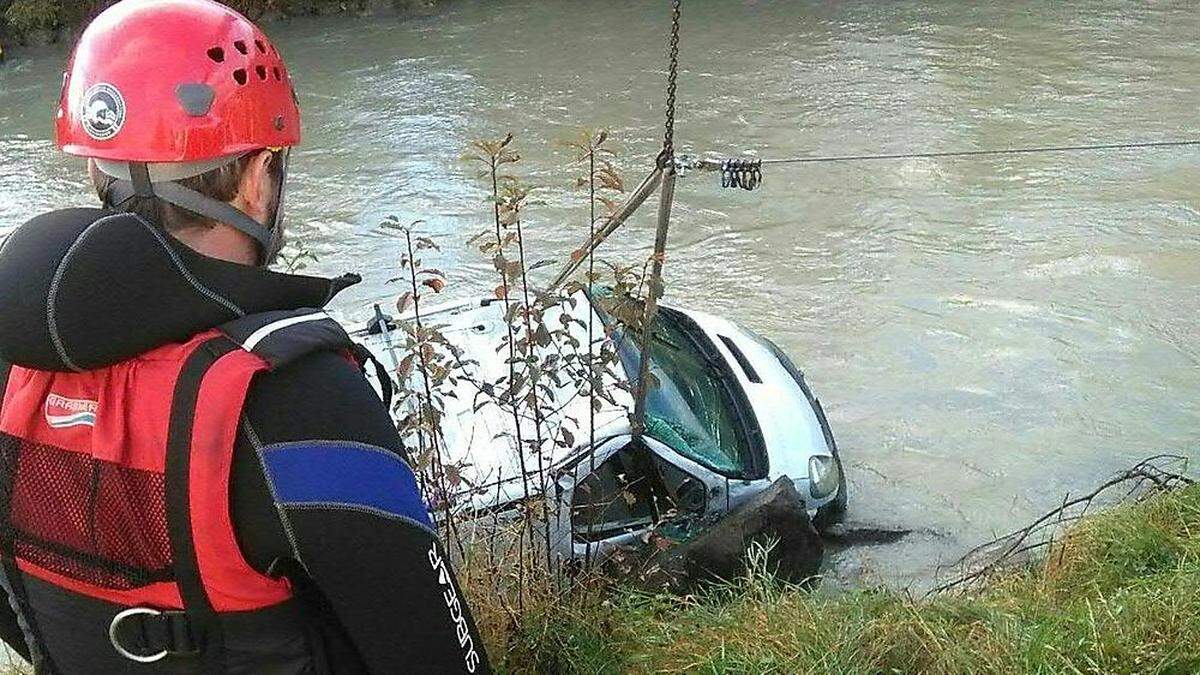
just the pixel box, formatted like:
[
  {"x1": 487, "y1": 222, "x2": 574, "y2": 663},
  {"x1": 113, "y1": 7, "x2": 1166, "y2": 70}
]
[{"x1": 169, "y1": 222, "x2": 259, "y2": 265}]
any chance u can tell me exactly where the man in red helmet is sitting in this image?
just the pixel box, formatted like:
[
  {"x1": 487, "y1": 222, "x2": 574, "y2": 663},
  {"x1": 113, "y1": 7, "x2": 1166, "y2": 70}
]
[{"x1": 0, "y1": 1, "x2": 489, "y2": 673}]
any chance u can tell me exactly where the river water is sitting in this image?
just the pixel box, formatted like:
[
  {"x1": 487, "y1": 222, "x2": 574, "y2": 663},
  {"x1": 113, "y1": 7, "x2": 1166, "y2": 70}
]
[{"x1": 2, "y1": 0, "x2": 1198, "y2": 587}]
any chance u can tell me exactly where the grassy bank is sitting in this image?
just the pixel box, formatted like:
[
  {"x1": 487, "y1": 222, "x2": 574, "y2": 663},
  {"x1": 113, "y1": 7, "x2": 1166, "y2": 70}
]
[
  {"x1": 492, "y1": 483, "x2": 1200, "y2": 674},
  {"x1": 0, "y1": 486, "x2": 1192, "y2": 674},
  {"x1": 0, "y1": 0, "x2": 434, "y2": 51}
]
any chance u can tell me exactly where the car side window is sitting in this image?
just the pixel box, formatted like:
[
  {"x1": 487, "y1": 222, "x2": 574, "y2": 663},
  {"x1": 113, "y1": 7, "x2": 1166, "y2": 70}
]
[
  {"x1": 571, "y1": 451, "x2": 654, "y2": 541},
  {"x1": 571, "y1": 448, "x2": 706, "y2": 542}
]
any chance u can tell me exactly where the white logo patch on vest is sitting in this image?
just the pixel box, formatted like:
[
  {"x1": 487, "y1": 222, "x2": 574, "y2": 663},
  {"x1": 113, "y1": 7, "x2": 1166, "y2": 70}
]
[
  {"x1": 45, "y1": 394, "x2": 98, "y2": 429},
  {"x1": 80, "y1": 83, "x2": 126, "y2": 141}
]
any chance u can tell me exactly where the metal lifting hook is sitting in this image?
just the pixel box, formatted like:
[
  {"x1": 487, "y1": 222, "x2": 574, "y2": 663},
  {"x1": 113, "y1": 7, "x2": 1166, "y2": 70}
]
[{"x1": 673, "y1": 155, "x2": 766, "y2": 190}]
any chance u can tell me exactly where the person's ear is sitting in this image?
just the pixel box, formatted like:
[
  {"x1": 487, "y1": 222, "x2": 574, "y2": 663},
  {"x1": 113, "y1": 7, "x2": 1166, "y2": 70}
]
[{"x1": 234, "y1": 150, "x2": 275, "y2": 224}]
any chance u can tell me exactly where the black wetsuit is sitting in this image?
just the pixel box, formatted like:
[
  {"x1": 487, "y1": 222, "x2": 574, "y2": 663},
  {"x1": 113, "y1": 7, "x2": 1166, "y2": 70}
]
[{"x1": 0, "y1": 208, "x2": 491, "y2": 673}]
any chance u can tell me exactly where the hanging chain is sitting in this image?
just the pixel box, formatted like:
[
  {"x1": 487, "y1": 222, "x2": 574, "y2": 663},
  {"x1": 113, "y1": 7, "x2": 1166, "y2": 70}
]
[
  {"x1": 628, "y1": 0, "x2": 685, "y2": 517},
  {"x1": 657, "y1": 0, "x2": 683, "y2": 169}
]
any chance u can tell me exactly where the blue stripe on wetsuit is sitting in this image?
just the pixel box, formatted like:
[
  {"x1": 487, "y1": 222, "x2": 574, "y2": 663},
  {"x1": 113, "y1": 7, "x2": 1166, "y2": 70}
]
[{"x1": 261, "y1": 442, "x2": 434, "y2": 530}]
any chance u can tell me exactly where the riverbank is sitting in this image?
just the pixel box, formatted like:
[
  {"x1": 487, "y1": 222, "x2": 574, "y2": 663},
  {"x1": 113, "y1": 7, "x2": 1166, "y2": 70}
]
[
  {"x1": 0, "y1": 483, "x2": 1194, "y2": 674},
  {"x1": 0, "y1": 467, "x2": 1193, "y2": 675},
  {"x1": 490, "y1": 482, "x2": 1200, "y2": 674},
  {"x1": 0, "y1": 0, "x2": 438, "y2": 57}
]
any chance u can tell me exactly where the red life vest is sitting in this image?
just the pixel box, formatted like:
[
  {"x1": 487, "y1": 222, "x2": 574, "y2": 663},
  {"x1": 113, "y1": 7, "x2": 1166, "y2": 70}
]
[{"x1": 0, "y1": 327, "x2": 319, "y2": 672}]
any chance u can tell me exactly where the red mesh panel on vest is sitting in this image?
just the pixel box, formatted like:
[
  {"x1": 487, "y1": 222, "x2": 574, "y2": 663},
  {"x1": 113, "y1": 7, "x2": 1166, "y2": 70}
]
[{"x1": 0, "y1": 432, "x2": 173, "y2": 590}]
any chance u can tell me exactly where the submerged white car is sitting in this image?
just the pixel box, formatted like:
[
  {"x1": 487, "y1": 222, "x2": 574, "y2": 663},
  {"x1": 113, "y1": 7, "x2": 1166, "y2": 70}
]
[{"x1": 351, "y1": 291, "x2": 846, "y2": 558}]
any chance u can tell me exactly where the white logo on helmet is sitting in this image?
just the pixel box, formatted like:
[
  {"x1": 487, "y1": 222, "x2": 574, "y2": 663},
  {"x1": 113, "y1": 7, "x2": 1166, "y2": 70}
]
[{"x1": 80, "y1": 83, "x2": 126, "y2": 141}]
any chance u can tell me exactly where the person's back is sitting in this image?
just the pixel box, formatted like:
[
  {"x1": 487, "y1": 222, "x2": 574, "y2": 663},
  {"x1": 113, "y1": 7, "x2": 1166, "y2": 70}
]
[{"x1": 0, "y1": 1, "x2": 489, "y2": 673}]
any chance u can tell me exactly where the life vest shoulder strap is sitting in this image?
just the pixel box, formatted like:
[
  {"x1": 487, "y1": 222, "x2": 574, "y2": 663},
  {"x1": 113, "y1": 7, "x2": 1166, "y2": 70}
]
[
  {"x1": 218, "y1": 308, "x2": 353, "y2": 370},
  {"x1": 218, "y1": 308, "x2": 393, "y2": 407},
  {"x1": 165, "y1": 335, "x2": 242, "y2": 673},
  {"x1": 168, "y1": 314, "x2": 369, "y2": 671}
]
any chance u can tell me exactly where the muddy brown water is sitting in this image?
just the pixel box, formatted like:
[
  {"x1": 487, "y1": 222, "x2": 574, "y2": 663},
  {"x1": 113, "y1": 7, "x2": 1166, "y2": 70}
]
[{"x1": 2, "y1": 0, "x2": 1198, "y2": 587}]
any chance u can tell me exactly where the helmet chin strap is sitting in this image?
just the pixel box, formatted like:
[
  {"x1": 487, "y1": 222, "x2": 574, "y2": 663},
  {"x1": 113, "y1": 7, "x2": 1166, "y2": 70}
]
[
  {"x1": 262, "y1": 149, "x2": 290, "y2": 265},
  {"x1": 99, "y1": 153, "x2": 288, "y2": 267}
]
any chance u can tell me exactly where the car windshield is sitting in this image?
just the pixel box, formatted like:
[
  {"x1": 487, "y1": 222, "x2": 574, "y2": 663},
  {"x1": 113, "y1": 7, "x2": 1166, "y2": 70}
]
[{"x1": 613, "y1": 306, "x2": 755, "y2": 477}]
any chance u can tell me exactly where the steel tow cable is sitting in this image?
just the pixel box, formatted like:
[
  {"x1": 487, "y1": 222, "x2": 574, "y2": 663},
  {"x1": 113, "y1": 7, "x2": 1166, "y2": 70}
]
[
  {"x1": 756, "y1": 138, "x2": 1200, "y2": 164},
  {"x1": 633, "y1": 0, "x2": 683, "y2": 442},
  {"x1": 679, "y1": 139, "x2": 1200, "y2": 190}
]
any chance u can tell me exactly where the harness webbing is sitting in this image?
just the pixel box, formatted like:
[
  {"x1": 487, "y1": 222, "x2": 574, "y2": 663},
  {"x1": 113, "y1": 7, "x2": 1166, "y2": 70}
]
[
  {"x1": 164, "y1": 337, "x2": 240, "y2": 674},
  {"x1": 0, "y1": 360, "x2": 59, "y2": 674}
]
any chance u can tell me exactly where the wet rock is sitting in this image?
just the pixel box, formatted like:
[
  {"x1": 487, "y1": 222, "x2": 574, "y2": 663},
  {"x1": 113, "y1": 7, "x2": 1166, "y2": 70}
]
[{"x1": 640, "y1": 477, "x2": 824, "y2": 591}]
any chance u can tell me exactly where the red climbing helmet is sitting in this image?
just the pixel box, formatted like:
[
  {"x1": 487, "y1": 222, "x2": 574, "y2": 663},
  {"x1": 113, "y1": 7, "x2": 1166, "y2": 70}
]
[
  {"x1": 54, "y1": 0, "x2": 301, "y2": 263},
  {"x1": 56, "y1": 0, "x2": 301, "y2": 162}
]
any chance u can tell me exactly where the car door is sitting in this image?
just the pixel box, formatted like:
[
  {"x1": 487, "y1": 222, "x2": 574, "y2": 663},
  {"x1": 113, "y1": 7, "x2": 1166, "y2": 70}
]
[{"x1": 556, "y1": 435, "x2": 729, "y2": 561}]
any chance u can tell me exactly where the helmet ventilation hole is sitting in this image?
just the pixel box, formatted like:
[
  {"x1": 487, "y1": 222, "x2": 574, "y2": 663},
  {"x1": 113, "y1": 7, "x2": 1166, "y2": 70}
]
[
  {"x1": 273, "y1": 67, "x2": 282, "y2": 81},
  {"x1": 255, "y1": 40, "x2": 267, "y2": 54},
  {"x1": 234, "y1": 40, "x2": 248, "y2": 55},
  {"x1": 233, "y1": 69, "x2": 248, "y2": 86},
  {"x1": 207, "y1": 47, "x2": 225, "y2": 63},
  {"x1": 256, "y1": 65, "x2": 267, "y2": 81}
]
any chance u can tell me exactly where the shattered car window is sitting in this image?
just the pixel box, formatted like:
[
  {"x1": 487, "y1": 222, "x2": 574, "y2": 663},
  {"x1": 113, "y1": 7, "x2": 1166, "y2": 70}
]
[
  {"x1": 616, "y1": 307, "x2": 754, "y2": 477},
  {"x1": 571, "y1": 448, "x2": 702, "y2": 542},
  {"x1": 572, "y1": 451, "x2": 655, "y2": 540}
]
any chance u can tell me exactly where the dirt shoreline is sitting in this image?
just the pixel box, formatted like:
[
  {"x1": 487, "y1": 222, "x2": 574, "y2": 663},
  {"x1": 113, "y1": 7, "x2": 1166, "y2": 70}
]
[{"x1": 0, "y1": 0, "x2": 441, "y2": 61}]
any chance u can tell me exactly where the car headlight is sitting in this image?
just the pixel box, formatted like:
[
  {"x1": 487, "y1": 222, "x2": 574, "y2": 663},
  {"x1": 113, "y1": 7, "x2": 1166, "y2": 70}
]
[{"x1": 808, "y1": 455, "x2": 840, "y2": 500}]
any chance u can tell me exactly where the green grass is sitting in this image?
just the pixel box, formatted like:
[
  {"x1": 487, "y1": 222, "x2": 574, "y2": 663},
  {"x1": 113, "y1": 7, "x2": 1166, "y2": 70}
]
[
  {"x1": 0, "y1": 485, "x2": 1192, "y2": 673},
  {"x1": 497, "y1": 484, "x2": 1200, "y2": 674}
]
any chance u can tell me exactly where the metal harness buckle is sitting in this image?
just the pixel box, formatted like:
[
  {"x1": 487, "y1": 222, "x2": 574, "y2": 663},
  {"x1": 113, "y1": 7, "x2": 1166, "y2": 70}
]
[{"x1": 109, "y1": 606, "x2": 195, "y2": 663}]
